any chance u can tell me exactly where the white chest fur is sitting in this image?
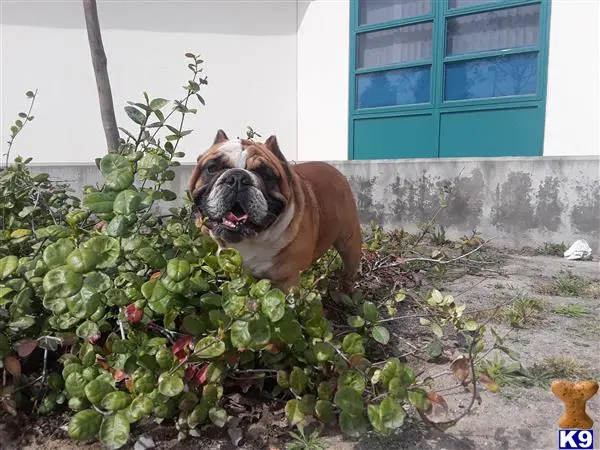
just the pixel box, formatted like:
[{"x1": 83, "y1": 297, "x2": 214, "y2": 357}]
[{"x1": 228, "y1": 203, "x2": 295, "y2": 279}]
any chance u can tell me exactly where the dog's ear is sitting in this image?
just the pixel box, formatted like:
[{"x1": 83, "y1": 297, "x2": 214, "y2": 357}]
[
  {"x1": 213, "y1": 129, "x2": 229, "y2": 145},
  {"x1": 265, "y1": 135, "x2": 287, "y2": 163}
]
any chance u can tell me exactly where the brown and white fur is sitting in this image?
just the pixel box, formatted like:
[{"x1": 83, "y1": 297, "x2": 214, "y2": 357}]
[{"x1": 188, "y1": 129, "x2": 362, "y2": 293}]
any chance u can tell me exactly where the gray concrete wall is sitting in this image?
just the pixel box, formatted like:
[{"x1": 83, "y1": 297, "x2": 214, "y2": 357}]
[{"x1": 31, "y1": 156, "x2": 600, "y2": 252}]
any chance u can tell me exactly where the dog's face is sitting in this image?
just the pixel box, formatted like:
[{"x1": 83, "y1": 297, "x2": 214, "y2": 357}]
[{"x1": 188, "y1": 130, "x2": 293, "y2": 244}]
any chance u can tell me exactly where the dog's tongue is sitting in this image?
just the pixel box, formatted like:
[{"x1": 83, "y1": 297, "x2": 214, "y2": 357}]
[{"x1": 225, "y1": 211, "x2": 248, "y2": 224}]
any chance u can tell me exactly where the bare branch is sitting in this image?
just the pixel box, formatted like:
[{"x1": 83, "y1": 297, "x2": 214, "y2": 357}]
[{"x1": 82, "y1": 0, "x2": 119, "y2": 153}]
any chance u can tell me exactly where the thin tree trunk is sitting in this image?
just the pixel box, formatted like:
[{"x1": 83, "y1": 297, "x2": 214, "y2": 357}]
[{"x1": 82, "y1": 0, "x2": 120, "y2": 153}]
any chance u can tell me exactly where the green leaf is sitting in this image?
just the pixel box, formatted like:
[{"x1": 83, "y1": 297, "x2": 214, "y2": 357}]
[
  {"x1": 371, "y1": 325, "x2": 390, "y2": 345},
  {"x1": 379, "y1": 358, "x2": 403, "y2": 388},
  {"x1": 338, "y1": 411, "x2": 367, "y2": 438},
  {"x1": 338, "y1": 371, "x2": 366, "y2": 394},
  {"x1": 82, "y1": 236, "x2": 120, "y2": 269},
  {"x1": 85, "y1": 272, "x2": 112, "y2": 292},
  {"x1": 362, "y1": 301, "x2": 379, "y2": 322},
  {"x1": 249, "y1": 279, "x2": 271, "y2": 298},
  {"x1": 68, "y1": 409, "x2": 103, "y2": 441},
  {"x1": 106, "y1": 215, "x2": 132, "y2": 237},
  {"x1": 104, "y1": 169, "x2": 134, "y2": 192},
  {"x1": 128, "y1": 395, "x2": 154, "y2": 421},
  {"x1": 260, "y1": 289, "x2": 285, "y2": 322},
  {"x1": 66, "y1": 248, "x2": 99, "y2": 273},
  {"x1": 341, "y1": 333, "x2": 364, "y2": 358},
  {"x1": 137, "y1": 248, "x2": 167, "y2": 269},
  {"x1": 124, "y1": 106, "x2": 146, "y2": 125},
  {"x1": 430, "y1": 322, "x2": 444, "y2": 338},
  {"x1": 138, "y1": 153, "x2": 169, "y2": 180},
  {"x1": 0, "y1": 255, "x2": 19, "y2": 279},
  {"x1": 408, "y1": 389, "x2": 431, "y2": 411},
  {"x1": 208, "y1": 407, "x2": 227, "y2": 428},
  {"x1": 315, "y1": 400, "x2": 335, "y2": 423},
  {"x1": 65, "y1": 372, "x2": 87, "y2": 398},
  {"x1": 368, "y1": 404, "x2": 384, "y2": 433},
  {"x1": 277, "y1": 318, "x2": 303, "y2": 345},
  {"x1": 380, "y1": 396, "x2": 405, "y2": 429},
  {"x1": 99, "y1": 412, "x2": 130, "y2": 450},
  {"x1": 85, "y1": 379, "x2": 114, "y2": 406},
  {"x1": 43, "y1": 266, "x2": 83, "y2": 299},
  {"x1": 464, "y1": 319, "x2": 478, "y2": 331},
  {"x1": 194, "y1": 336, "x2": 225, "y2": 358},
  {"x1": 43, "y1": 238, "x2": 76, "y2": 269},
  {"x1": 188, "y1": 399, "x2": 210, "y2": 428},
  {"x1": 313, "y1": 342, "x2": 334, "y2": 362},
  {"x1": 113, "y1": 190, "x2": 142, "y2": 215},
  {"x1": 149, "y1": 98, "x2": 169, "y2": 110},
  {"x1": 166, "y1": 258, "x2": 191, "y2": 282},
  {"x1": 388, "y1": 377, "x2": 407, "y2": 398},
  {"x1": 158, "y1": 374, "x2": 184, "y2": 397},
  {"x1": 285, "y1": 399, "x2": 305, "y2": 426},
  {"x1": 334, "y1": 387, "x2": 363, "y2": 416},
  {"x1": 83, "y1": 191, "x2": 117, "y2": 213},
  {"x1": 230, "y1": 320, "x2": 251, "y2": 349},
  {"x1": 347, "y1": 315, "x2": 365, "y2": 328},
  {"x1": 247, "y1": 315, "x2": 271, "y2": 350},
  {"x1": 290, "y1": 367, "x2": 308, "y2": 396},
  {"x1": 76, "y1": 320, "x2": 100, "y2": 340},
  {"x1": 101, "y1": 392, "x2": 132, "y2": 411},
  {"x1": 317, "y1": 381, "x2": 335, "y2": 401}
]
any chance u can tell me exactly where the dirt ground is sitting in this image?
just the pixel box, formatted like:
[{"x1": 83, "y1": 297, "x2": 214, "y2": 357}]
[{"x1": 2, "y1": 250, "x2": 599, "y2": 450}]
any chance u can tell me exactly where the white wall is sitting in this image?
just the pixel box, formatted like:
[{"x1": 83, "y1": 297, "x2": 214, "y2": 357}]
[
  {"x1": 543, "y1": 0, "x2": 600, "y2": 156},
  {"x1": 0, "y1": 0, "x2": 298, "y2": 165},
  {"x1": 296, "y1": 0, "x2": 350, "y2": 161}
]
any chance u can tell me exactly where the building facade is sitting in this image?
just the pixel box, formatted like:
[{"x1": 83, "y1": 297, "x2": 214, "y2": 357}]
[{"x1": 1, "y1": 0, "x2": 599, "y2": 164}]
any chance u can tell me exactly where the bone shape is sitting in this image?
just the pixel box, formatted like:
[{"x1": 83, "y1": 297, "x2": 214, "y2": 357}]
[{"x1": 551, "y1": 379, "x2": 598, "y2": 429}]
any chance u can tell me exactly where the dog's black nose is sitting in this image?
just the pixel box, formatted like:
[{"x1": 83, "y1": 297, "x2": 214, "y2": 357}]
[{"x1": 223, "y1": 169, "x2": 252, "y2": 189}]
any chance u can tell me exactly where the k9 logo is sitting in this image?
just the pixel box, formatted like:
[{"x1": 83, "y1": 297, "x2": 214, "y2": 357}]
[{"x1": 558, "y1": 429, "x2": 595, "y2": 450}]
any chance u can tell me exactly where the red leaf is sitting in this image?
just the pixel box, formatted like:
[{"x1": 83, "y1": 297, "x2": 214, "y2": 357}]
[
  {"x1": 125, "y1": 378, "x2": 135, "y2": 392},
  {"x1": 194, "y1": 364, "x2": 209, "y2": 385},
  {"x1": 478, "y1": 373, "x2": 499, "y2": 393},
  {"x1": 450, "y1": 355, "x2": 471, "y2": 384},
  {"x1": 14, "y1": 339, "x2": 38, "y2": 357},
  {"x1": 150, "y1": 272, "x2": 161, "y2": 281},
  {"x1": 4, "y1": 356, "x2": 21, "y2": 377},
  {"x1": 264, "y1": 343, "x2": 280, "y2": 355},
  {"x1": 172, "y1": 335, "x2": 193, "y2": 363},
  {"x1": 93, "y1": 220, "x2": 107, "y2": 232},
  {"x1": 113, "y1": 369, "x2": 129, "y2": 382},
  {"x1": 185, "y1": 366, "x2": 198, "y2": 383},
  {"x1": 88, "y1": 332, "x2": 101, "y2": 345},
  {"x1": 226, "y1": 351, "x2": 241, "y2": 365},
  {"x1": 126, "y1": 304, "x2": 143, "y2": 324},
  {"x1": 96, "y1": 355, "x2": 110, "y2": 370},
  {"x1": 349, "y1": 355, "x2": 363, "y2": 367}
]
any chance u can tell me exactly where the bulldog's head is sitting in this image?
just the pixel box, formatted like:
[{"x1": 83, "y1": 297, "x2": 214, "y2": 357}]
[{"x1": 188, "y1": 129, "x2": 293, "y2": 244}]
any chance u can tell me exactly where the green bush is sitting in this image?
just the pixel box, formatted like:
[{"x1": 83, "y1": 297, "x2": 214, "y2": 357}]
[{"x1": 0, "y1": 53, "x2": 481, "y2": 449}]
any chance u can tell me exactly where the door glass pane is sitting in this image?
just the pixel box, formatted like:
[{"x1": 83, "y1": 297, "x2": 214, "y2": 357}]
[
  {"x1": 448, "y1": 0, "x2": 503, "y2": 9},
  {"x1": 444, "y1": 52, "x2": 538, "y2": 100},
  {"x1": 360, "y1": 0, "x2": 431, "y2": 26},
  {"x1": 446, "y1": 4, "x2": 540, "y2": 56},
  {"x1": 358, "y1": 22, "x2": 433, "y2": 69},
  {"x1": 357, "y1": 66, "x2": 431, "y2": 108}
]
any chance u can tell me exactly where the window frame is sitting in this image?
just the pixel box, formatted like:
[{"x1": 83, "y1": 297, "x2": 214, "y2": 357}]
[{"x1": 348, "y1": 0, "x2": 552, "y2": 159}]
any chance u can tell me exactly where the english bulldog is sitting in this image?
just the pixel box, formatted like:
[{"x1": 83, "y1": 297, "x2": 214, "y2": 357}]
[{"x1": 188, "y1": 129, "x2": 362, "y2": 293}]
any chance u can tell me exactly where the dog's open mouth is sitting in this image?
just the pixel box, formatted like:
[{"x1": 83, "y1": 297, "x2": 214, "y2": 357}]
[{"x1": 220, "y1": 202, "x2": 248, "y2": 231}]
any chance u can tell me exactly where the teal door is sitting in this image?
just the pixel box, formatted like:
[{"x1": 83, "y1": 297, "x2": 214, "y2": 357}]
[{"x1": 348, "y1": 0, "x2": 552, "y2": 160}]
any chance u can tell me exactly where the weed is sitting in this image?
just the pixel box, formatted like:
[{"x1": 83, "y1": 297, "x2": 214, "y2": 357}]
[
  {"x1": 286, "y1": 425, "x2": 327, "y2": 450},
  {"x1": 537, "y1": 270, "x2": 588, "y2": 297},
  {"x1": 500, "y1": 296, "x2": 544, "y2": 328},
  {"x1": 553, "y1": 304, "x2": 587, "y2": 318},
  {"x1": 494, "y1": 283, "x2": 504, "y2": 289},
  {"x1": 478, "y1": 355, "x2": 531, "y2": 388},
  {"x1": 536, "y1": 242, "x2": 568, "y2": 256},
  {"x1": 529, "y1": 356, "x2": 594, "y2": 388}
]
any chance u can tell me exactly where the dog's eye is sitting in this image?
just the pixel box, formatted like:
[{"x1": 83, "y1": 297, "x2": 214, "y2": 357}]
[{"x1": 204, "y1": 162, "x2": 218, "y2": 175}]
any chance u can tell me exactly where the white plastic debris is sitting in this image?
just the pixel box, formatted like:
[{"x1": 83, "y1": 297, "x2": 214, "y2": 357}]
[{"x1": 563, "y1": 239, "x2": 592, "y2": 261}]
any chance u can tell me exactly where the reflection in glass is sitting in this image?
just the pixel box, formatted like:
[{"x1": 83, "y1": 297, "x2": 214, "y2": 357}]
[
  {"x1": 358, "y1": 22, "x2": 433, "y2": 69},
  {"x1": 359, "y1": 0, "x2": 431, "y2": 26},
  {"x1": 446, "y1": 4, "x2": 540, "y2": 56},
  {"x1": 445, "y1": 52, "x2": 538, "y2": 101},
  {"x1": 357, "y1": 66, "x2": 431, "y2": 108},
  {"x1": 448, "y1": 0, "x2": 502, "y2": 9}
]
